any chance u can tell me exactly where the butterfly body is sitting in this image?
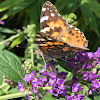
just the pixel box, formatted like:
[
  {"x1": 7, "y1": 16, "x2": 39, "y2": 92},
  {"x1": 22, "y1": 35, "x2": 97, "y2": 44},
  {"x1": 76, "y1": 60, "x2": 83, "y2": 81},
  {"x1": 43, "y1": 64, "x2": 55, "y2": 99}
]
[{"x1": 36, "y1": 1, "x2": 88, "y2": 60}]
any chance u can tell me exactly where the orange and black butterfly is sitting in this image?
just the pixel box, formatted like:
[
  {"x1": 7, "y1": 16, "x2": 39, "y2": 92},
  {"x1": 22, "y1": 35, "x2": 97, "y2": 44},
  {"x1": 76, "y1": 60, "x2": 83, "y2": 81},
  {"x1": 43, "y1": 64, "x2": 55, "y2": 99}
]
[{"x1": 36, "y1": 1, "x2": 88, "y2": 60}]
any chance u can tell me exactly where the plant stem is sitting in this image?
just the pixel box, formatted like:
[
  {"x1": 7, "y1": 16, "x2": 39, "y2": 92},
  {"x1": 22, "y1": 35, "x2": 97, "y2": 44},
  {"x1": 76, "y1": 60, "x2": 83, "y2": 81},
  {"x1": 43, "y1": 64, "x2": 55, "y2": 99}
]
[
  {"x1": 0, "y1": 90, "x2": 33, "y2": 100},
  {"x1": 0, "y1": 33, "x2": 21, "y2": 45}
]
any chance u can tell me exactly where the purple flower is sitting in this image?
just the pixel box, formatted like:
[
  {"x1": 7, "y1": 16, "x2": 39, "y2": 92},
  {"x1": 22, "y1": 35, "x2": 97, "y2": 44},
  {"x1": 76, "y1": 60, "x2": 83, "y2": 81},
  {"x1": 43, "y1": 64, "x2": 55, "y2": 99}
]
[
  {"x1": 49, "y1": 60, "x2": 56, "y2": 67},
  {"x1": 48, "y1": 72, "x2": 57, "y2": 79},
  {"x1": 82, "y1": 71, "x2": 88, "y2": 80},
  {"x1": 37, "y1": 77, "x2": 44, "y2": 86},
  {"x1": 72, "y1": 76, "x2": 77, "y2": 83},
  {"x1": 65, "y1": 94, "x2": 85, "y2": 100},
  {"x1": 65, "y1": 57, "x2": 78, "y2": 70},
  {"x1": 94, "y1": 47, "x2": 100, "y2": 58},
  {"x1": 88, "y1": 71, "x2": 97, "y2": 81},
  {"x1": 8, "y1": 80, "x2": 11, "y2": 84},
  {"x1": 57, "y1": 72, "x2": 66, "y2": 79},
  {"x1": 58, "y1": 79, "x2": 65, "y2": 89},
  {"x1": 31, "y1": 70, "x2": 37, "y2": 77},
  {"x1": 87, "y1": 63, "x2": 92, "y2": 69},
  {"x1": 32, "y1": 87, "x2": 38, "y2": 93},
  {"x1": 52, "y1": 88, "x2": 59, "y2": 97},
  {"x1": 92, "y1": 79, "x2": 100, "y2": 88},
  {"x1": 87, "y1": 52, "x2": 94, "y2": 59},
  {"x1": 0, "y1": 20, "x2": 5, "y2": 25},
  {"x1": 65, "y1": 95, "x2": 72, "y2": 100},
  {"x1": 42, "y1": 78, "x2": 47, "y2": 82},
  {"x1": 18, "y1": 82, "x2": 24, "y2": 87},
  {"x1": 32, "y1": 82, "x2": 38, "y2": 87},
  {"x1": 52, "y1": 83, "x2": 57, "y2": 88},
  {"x1": 17, "y1": 82, "x2": 25, "y2": 92},
  {"x1": 26, "y1": 94, "x2": 30, "y2": 100},
  {"x1": 76, "y1": 94, "x2": 85, "y2": 100},
  {"x1": 39, "y1": 69, "x2": 45, "y2": 74},
  {"x1": 49, "y1": 78, "x2": 56, "y2": 85},
  {"x1": 58, "y1": 88, "x2": 67, "y2": 96},
  {"x1": 79, "y1": 86, "x2": 84, "y2": 91},
  {"x1": 23, "y1": 74, "x2": 32, "y2": 82},
  {"x1": 72, "y1": 83, "x2": 80, "y2": 93},
  {"x1": 48, "y1": 89, "x2": 53, "y2": 94},
  {"x1": 88, "y1": 89, "x2": 93, "y2": 95},
  {"x1": 42, "y1": 71, "x2": 48, "y2": 76},
  {"x1": 75, "y1": 51, "x2": 88, "y2": 63},
  {"x1": 81, "y1": 64, "x2": 86, "y2": 70},
  {"x1": 31, "y1": 77, "x2": 37, "y2": 83}
]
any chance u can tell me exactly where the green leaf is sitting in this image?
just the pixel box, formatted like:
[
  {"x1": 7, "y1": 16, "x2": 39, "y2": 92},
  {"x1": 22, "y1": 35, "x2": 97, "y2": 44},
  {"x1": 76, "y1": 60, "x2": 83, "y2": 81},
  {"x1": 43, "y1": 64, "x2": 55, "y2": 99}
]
[
  {"x1": 0, "y1": 27, "x2": 16, "y2": 34},
  {"x1": 55, "y1": 0, "x2": 78, "y2": 13},
  {"x1": 93, "y1": 94, "x2": 100, "y2": 100},
  {"x1": 10, "y1": 33, "x2": 25, "y2": 48},
  {"x1": 1, "y1": 0, "x2": 34, "y2": 20},
  {"x1": 0, "y1": 72, "x2": 3, "y2": 85},
  {"x1": 3, "y1": 50, "x2": 20, "y2": 61},
  {"x1": 28, "y1": 0, "x2": 40, "y2": 27},
  {"x1": 0, "y1": 0, "x2": 23, "y2": 12},
  {"x1": 82, "y1": 85, "x2": 89, "y2": 95},
  {"x1": 0, "y1": 50, "x2": 25, "y2": 82},
  {"x1": 55, "y1": 64, "x2": 68, "y2": 73},
  {"x1": 84, "y1": 96, "x2": 92, "y2": 100},
  {"x1": 79, "y1": 0, "x2": 99, "y2": 36},
  {"x1": 42, "y1": 93, "x2": 65, "y2": 100},
  {"x1": 88, "y1": 0, "x2": 100, "y2": 19},
  {"x1": 8, "y1": 87, "x2": 19, "y2": 94},
  {"x1": 56, "y1": 59, "x2": 73, "y2": 72}
]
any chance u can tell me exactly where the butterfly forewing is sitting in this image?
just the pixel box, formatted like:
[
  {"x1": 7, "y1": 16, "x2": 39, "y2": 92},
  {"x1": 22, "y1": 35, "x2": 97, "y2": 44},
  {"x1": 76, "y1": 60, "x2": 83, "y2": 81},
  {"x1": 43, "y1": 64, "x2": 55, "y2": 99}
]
[{"x1": 40, "y1": 1, "x2": 68, "y2": 35}]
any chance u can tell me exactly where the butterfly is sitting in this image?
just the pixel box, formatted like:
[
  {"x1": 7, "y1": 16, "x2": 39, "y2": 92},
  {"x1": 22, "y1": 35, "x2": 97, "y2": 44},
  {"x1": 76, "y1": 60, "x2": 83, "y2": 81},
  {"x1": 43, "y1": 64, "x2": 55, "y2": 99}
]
[{"x1": 36, "y1": 1, "x2": 88, "y2": 60}]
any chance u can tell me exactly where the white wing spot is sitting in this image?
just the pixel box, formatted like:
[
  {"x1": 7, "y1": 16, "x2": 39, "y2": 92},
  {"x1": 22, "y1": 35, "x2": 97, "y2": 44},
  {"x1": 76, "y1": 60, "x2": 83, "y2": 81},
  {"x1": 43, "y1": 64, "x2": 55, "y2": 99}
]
[
  {"x1": 49, "y1": 4, "x2": 53, "y2": 6},
  {"x1": 51, "y1": 13, "x2": 55, "y2": 17},
  {"x1": 74, "y1": 27, "x2": 80, "y2": 31},
  {"x1": 42, "y1": 8, "x2": 46, "y2": 11},
  {"x1": 36, "y1": 38, "x2": 45, "y2": 41},
  {"x1": 40, "y1": 16, "x2": 49, "y2": 23},
  {"x1": 36, "y1": 34, "x2": 41, "y2": 36},
  {"x1": 50, "y1": 10, "x2": 52, "y2": 12},
  {"x1": 38, "y1": 44, "x2": 48, "y2": 46},
  {"x1": 55, "y1": 9, "x2": 57, "y2": 12},
  {"x1": 58, "y1": 13, "x2": 61, "y2": 16},
  {"x1": 40, "y1": 27, "x2": 50, "y2": 32},
  {"x1": 69, "y1": 25, "x2": 74, "y2": 28},
  {"x1": 48, "y1": 38, "x2": 52, "y2": 40},
  {"x1": 47, "y1": 8, "x2": 49, "y2": 10}
]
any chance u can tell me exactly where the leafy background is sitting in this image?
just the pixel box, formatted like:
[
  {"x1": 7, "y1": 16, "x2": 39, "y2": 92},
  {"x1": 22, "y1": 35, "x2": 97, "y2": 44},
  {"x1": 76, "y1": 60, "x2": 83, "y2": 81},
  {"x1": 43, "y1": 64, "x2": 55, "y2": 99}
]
[{"x1": 0, "y1": 0, "x2": 100, "y2": 100}]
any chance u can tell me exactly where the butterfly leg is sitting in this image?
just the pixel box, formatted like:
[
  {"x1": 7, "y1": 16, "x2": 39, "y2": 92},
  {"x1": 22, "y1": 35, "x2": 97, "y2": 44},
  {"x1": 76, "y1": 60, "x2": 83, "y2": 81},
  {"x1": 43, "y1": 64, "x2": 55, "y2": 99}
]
[{"x1": 41, "y1": 54, "x2": 47, "y2": 68}]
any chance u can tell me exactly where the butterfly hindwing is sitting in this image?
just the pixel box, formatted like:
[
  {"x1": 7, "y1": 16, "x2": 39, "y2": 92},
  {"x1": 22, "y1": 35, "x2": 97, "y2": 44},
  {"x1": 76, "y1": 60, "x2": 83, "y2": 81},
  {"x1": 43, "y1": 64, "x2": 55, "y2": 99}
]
[{"x1": 36, "y1": 31, "x2": 86, "y2": 60}]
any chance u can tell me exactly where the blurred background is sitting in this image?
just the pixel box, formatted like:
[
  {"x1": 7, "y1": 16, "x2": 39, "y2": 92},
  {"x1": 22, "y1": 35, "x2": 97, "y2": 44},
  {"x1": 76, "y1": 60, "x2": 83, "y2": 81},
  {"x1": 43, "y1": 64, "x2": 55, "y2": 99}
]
[{"x1": 0, "y1": 0, "x2": 100, "y2": 65}]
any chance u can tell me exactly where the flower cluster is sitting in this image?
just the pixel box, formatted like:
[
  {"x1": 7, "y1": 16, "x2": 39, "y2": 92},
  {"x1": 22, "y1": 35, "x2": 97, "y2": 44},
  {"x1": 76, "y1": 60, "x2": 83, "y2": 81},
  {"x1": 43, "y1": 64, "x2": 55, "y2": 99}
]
[
  {"x1": 17, "y1": 47, "x2": 100, "y2": 100},
  {"x1": 65, "y1": 47, "x2": 100, "y2": 95}
]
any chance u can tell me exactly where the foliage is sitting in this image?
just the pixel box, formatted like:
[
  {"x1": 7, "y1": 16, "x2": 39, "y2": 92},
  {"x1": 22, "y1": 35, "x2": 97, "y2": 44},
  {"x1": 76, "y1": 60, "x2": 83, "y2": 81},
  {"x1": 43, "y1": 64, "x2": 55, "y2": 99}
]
[{"x1": 0, "y1": 0, "x2": 100, "y2": 100}]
